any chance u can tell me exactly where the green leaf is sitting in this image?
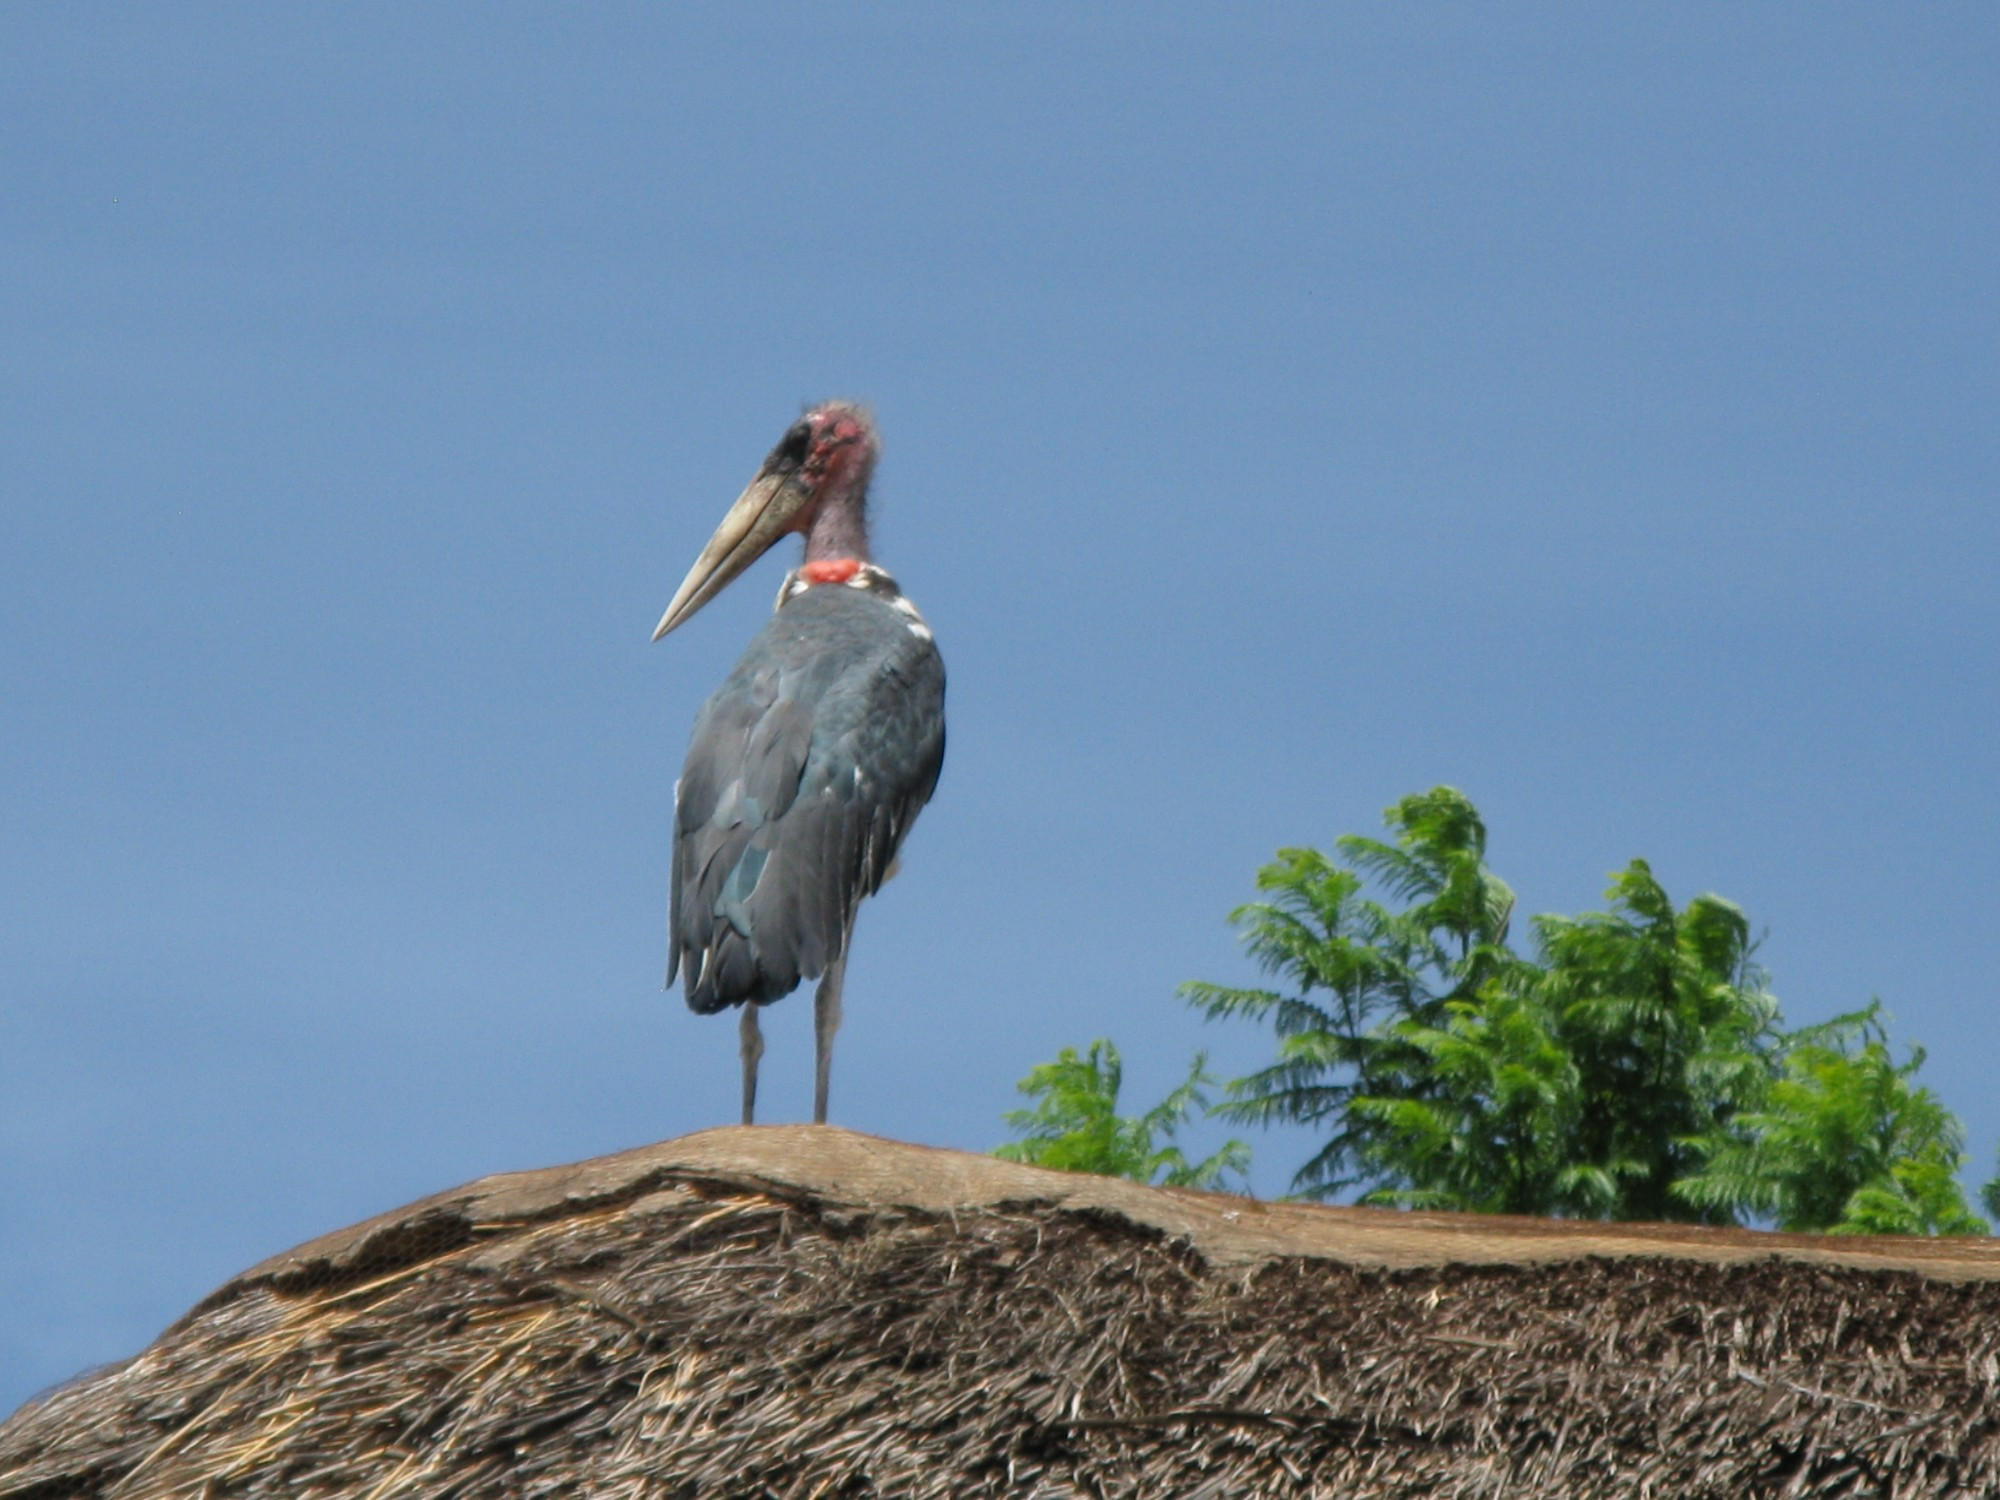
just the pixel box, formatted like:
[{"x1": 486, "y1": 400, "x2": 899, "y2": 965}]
[
  {"x1": 1678, "y1": 1003, "x2": 1986, "y2": 1236},
  {"x1": 1184, "y1": 786, "x2": 1981, "y2": 1235},
  {"x1": 995, "y1": 1039, "x2": 1251, "y2": 1192}
]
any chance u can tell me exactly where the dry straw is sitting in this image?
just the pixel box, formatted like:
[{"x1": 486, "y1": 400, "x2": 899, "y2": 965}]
[{"x1": 7, "y1": 1126, "x2": 2000, "y2": 1498}]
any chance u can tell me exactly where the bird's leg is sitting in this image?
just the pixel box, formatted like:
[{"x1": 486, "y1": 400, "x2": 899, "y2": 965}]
[
  {"x1": 813, "y1": 948, "x2": 848, "y2": 1125},
  {"x1": 739, "y1": 1004, "x2": 764, "y2": 1126}
]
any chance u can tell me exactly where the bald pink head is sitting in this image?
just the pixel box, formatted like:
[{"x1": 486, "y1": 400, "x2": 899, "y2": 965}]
[
  {"x1": 651, "y1": 401, "x2": 882, "y2": 641},
  {"x1": 791, "y1": 401, "x2": 879, "y2": 564}
]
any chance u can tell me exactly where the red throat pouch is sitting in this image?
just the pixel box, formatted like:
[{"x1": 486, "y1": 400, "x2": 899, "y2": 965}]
[{"x1": 800, "y1": 558, "x2": 862, "y2": 585}]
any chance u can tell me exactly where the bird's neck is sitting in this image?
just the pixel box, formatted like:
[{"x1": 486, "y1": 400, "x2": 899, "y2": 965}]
[{"x1": 802, "y1": 489, "x2": 871, "y2": 566}]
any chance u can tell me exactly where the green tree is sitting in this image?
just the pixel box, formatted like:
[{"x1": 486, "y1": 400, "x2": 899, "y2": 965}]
[
  {"x1": 1676, "y1": 1004, "x2": 1987, "y2": 1235},
  {"x1": 1517, "y1": 862, "x2": 1778, "y2": 1222},
  {"x1": 1178, "y1": 787, "x2": 1516, "y2": 1200},
  {"x1": 995, "y1": 1039, "x2": 1250, "y2": 1191},
  {"x1": 1186, "y1": 787, "x2": 1977, "y2": 1233},
  {"x1": 1338, "y1": 976, "x2": 1575, "y2": 1214}
]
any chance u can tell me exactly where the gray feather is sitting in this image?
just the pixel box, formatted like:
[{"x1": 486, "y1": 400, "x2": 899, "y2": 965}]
[{"x1": 670, "y1": 584, "x2": 945, "y2": 1015}]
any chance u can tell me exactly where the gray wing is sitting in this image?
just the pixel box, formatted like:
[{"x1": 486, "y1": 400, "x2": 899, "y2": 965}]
[{"x1": 669, "y1": 586, "x2": 946, "y2": 1014}]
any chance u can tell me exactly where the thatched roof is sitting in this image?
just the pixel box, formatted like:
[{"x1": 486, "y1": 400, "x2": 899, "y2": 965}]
[{"x1": 7, "y1": 1127, "x2": 2000, "y2": 1498}]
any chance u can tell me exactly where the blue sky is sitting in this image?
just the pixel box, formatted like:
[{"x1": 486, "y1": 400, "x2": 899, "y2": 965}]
[{"x1": 3, "y1": 6, "x2": 1995, "y2": 1409}]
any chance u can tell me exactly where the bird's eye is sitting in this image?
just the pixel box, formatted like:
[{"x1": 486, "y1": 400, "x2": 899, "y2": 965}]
[{"x1": 770, "y1": 421, "x2": 813, "y2": 470}]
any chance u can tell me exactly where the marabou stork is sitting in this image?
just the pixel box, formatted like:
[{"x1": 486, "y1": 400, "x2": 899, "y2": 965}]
[{"x1": 653, "y1": 403, "x2": 945, "y2": 1126}]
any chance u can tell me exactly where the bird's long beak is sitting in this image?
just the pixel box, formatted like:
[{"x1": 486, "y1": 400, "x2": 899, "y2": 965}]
[{"x1": 652, "y1": 468, "x2": 813, "y2": 641}]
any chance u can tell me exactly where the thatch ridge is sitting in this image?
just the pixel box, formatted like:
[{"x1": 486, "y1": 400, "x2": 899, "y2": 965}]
[
  {"x1": 211, "y1": 1125, "x2": 2000, "y2": 1297},
  {"x1": 8, "y1": 1126, "x2": 2000, "y2": 1498}
]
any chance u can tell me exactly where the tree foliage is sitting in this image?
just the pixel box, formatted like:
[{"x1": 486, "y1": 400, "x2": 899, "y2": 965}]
[
  {"x1": 1178, "y1": 788, "x2": 1518, "y2": 1202},
  {"x1": 1676, "y1": 1004, "x2": 1986, "y2": 1236},
  {"x1": 1184, "y1": 787, "x2": 1983, "y2": 1234},
  {"x1": 994, "y1": 1039, "x2": 1250, "y2": 1191},
  {"x1": 1522, "y1": 863, "x2": 1779, "y2": 1221}
]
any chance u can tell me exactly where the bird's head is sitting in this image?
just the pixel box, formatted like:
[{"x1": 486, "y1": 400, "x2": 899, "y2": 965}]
[{"x1": 652, "y1": 402, "x2": 879, "y2": 641}]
